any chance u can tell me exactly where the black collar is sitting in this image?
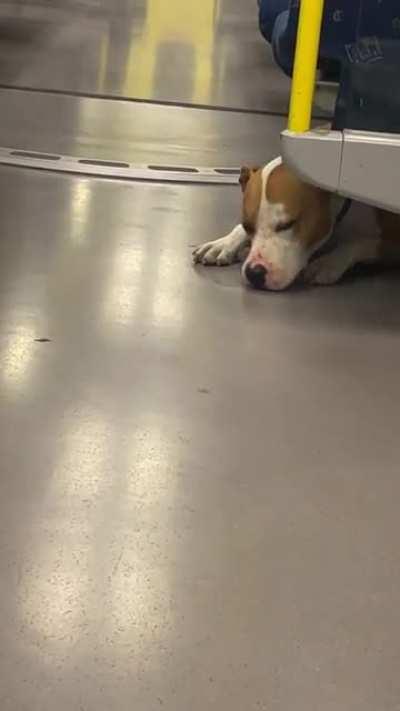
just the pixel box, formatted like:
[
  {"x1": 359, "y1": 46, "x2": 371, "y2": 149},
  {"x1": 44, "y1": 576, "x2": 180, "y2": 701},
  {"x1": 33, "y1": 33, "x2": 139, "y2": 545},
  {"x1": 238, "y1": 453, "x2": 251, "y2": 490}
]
[
  {"x1": 335, "y1": 198, "x2": 352, "y2": 228},
  {"x1": 312, "y1": 198, "x2": 353, "y2": 261}
]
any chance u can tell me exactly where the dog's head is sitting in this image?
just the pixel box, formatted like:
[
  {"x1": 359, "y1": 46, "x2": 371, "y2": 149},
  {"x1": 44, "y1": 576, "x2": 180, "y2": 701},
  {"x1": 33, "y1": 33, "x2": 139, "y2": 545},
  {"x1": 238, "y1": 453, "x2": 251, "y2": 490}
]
[{"x1": 239, "y1": 159, "x2": 333, "y2": 291}]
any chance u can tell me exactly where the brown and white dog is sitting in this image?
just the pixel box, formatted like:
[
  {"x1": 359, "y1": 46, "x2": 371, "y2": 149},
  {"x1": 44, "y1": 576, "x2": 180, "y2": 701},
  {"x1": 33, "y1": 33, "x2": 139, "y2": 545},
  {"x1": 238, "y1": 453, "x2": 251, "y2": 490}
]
[{"x1": 193, "y1": 157, "x2": 400, "y2": 291}]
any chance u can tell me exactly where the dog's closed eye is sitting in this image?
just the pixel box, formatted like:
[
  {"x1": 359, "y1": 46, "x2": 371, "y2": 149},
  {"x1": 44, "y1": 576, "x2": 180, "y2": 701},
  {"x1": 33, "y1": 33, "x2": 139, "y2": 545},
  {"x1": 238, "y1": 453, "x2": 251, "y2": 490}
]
[{"x1": 275, "y1": 218, "x2": 297, "y2": 233}]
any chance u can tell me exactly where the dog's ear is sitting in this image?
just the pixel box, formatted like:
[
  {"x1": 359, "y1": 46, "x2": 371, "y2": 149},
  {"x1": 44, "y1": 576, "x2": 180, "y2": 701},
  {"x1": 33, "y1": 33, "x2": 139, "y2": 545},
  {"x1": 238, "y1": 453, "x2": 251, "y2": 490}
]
[
  {"x1": 239, "y1": 167, "x2": 251, "y2": 192},
  {"x1": 239, "y1": 166, "x2": 260, "y2": 193}
]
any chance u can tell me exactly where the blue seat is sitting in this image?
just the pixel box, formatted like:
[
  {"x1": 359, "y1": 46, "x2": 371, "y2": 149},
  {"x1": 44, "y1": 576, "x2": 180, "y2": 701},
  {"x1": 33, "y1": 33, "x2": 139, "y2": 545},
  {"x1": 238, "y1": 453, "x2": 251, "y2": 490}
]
[{"x1": 259, "y1": 0, "x2": 400, "y2": 76}]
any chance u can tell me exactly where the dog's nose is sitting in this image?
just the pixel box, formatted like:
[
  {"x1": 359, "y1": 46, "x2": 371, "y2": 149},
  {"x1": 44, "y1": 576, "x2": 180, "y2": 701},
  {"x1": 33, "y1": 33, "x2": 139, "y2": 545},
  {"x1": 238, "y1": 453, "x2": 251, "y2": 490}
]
[{"x1": 245, "y1": 263, "x2": 267, "y2": 289}]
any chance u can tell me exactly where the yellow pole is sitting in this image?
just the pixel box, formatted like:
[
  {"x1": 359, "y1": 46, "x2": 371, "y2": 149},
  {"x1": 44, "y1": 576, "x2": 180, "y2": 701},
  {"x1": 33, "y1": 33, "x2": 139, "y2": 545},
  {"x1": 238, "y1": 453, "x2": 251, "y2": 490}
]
[{"x1": 288, "y1": 0, "x2": 325, "y2": 133}]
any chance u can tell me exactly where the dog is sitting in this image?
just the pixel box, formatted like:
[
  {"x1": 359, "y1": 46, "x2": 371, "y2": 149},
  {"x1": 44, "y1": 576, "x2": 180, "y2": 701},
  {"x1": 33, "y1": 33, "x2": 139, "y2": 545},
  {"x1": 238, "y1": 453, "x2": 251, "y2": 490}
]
[{"x1": 193, "y1": 157, "x2": 400, "y2": 291}]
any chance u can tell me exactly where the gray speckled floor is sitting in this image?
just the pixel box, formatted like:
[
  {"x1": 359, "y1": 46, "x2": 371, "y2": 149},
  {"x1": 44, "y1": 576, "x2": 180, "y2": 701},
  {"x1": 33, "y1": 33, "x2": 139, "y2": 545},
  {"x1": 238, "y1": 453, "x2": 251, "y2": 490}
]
[
  {"x1": 1, "y1": 168, "x2": 400, "y2": 710},
  {"x1": 1, "y1": 1, "x2": 400, "y2": 709}
]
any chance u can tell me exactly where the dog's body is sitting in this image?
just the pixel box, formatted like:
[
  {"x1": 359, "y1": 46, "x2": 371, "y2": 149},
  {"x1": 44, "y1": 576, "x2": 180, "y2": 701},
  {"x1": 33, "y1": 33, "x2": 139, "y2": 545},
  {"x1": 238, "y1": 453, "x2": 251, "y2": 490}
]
[{"x1": 193, "y1": 157, "x2": 400, "y2": 291}]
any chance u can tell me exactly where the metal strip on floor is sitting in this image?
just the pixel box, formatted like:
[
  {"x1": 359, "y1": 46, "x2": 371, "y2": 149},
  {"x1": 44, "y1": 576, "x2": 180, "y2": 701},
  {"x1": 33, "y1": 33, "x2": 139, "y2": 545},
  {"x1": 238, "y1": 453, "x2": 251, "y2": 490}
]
[{"x1": 0, "y1": 146, "x2": 240, "y2": 184}]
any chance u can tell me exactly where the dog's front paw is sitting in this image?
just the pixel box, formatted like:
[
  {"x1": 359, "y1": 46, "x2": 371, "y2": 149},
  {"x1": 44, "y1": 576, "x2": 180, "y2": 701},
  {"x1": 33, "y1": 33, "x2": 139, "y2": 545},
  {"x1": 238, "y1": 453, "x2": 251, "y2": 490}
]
[
  {"x1": 304, "y1": 255, "x2": 347, "y2": 286},
  {"x1": 192, "y1": 236, "x2": 239, "y2": 266}
]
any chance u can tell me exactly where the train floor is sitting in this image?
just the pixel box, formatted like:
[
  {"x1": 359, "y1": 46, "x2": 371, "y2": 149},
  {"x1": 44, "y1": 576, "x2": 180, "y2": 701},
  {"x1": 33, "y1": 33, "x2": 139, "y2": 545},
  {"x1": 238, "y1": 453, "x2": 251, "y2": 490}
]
[{"x1": 1, "y1": 2, "x2": 400, "y2": 710}]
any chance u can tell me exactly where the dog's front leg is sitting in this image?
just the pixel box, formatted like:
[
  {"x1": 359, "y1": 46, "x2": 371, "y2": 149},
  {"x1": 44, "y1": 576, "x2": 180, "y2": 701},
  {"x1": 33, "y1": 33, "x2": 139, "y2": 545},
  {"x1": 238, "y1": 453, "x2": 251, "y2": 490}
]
[
  {"x1": 304, "y1": 238, "x2": 379, "y2": 286},
  {"x1": 193, "y1": 224, "x2": 250, "y2": 266}
]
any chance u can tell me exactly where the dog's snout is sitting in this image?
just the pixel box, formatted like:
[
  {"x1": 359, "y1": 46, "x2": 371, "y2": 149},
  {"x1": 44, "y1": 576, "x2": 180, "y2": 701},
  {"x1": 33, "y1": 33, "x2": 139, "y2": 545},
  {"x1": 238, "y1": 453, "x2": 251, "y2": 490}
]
[{"x1": 245, "y1": 263, "x2": 267, "y2": 289}]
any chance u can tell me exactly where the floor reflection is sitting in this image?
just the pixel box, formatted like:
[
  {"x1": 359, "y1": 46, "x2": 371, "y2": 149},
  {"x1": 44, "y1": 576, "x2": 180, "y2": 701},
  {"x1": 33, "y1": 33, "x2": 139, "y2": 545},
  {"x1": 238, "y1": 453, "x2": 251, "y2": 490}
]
[
  {"x1": 17, "y1": 404, "x2": 179, "y2": 657},
  {"x1": 121, "y1": 0, "x2": 219, "y2": 104},
  {"x1": 103, "y1": 242, "x2": 145, "y2": 327},
  {"x1": 68, "y1": 179, "x2": 93, "y2": 245},
  {"x1": 0, "y1": 0, "x2": 287, "y2": 112},
  {"x1": 0, "y1": 322, "x2": 37, "y2": 392},
  {"x1": 151, "y1": 245, "x2": 187, "y2": 331}
]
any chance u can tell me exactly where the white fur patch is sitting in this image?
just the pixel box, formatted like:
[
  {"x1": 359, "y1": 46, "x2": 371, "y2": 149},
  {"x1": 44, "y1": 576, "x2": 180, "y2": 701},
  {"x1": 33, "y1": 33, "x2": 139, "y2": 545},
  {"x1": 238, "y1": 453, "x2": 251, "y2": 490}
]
[{"x1": 192, "y1": 224, "x2": 249, "y2": 266}]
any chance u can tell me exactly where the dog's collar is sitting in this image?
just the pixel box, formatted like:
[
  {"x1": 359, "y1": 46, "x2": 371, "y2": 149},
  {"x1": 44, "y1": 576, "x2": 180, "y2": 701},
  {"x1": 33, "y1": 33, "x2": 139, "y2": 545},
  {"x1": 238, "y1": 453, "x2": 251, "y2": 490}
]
[
  {"x1": 312, "y1": 198, "x2": 353, "y2": 262},
  {"x1": 334, "y1": 198, "x2": 352, "y2": 228}
]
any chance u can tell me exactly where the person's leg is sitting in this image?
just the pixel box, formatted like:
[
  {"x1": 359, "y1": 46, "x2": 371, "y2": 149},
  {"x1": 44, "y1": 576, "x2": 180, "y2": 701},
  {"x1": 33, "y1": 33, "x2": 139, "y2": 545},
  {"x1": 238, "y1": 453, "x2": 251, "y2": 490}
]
[{"x1": 258, "y1": 0, "x2": 290, "y2": 43}]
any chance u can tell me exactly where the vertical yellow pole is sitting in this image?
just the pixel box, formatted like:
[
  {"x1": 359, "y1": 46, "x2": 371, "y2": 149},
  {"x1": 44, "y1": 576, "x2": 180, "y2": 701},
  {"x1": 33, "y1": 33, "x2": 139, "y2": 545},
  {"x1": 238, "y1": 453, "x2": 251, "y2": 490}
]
[{"x1": 288, "y1": 0, "x2": 325, "y2": 133}]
